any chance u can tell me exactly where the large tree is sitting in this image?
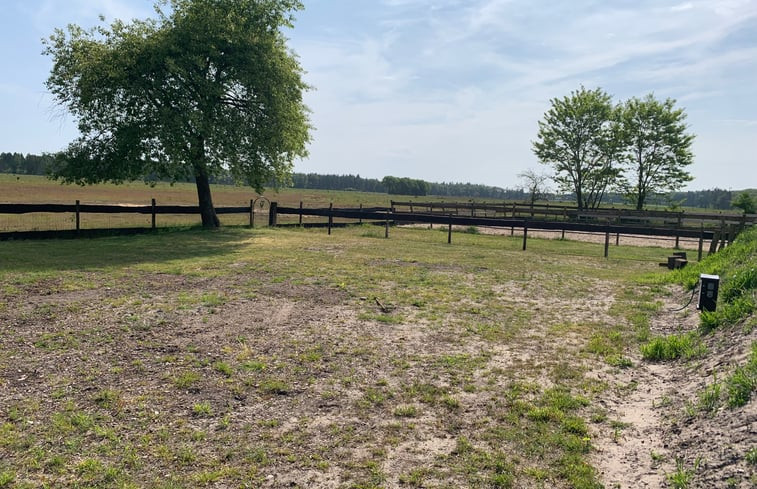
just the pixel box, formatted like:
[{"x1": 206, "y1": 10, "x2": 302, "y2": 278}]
[
  {"x1": 532, "y1": 87, "x2": 621, "y2": 210},
  {"x1": 616, "y1": 94, "x2": 694, "y2": 210},
  {"x1": 44, "y1": 0, "x2": 311, "y2": 227}
]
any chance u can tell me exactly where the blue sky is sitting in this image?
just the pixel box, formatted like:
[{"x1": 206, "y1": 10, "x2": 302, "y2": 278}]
[{"x1": 1, "y1": 0, "x2": 755, "y2": 191}]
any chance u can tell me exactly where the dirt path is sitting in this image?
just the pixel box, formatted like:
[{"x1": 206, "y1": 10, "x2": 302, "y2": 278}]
[
  {"x1": 592, "y1": 290, "x2": 757, "y2": 489},
  {"x1": 592, "y1": 361, "x2": 672, "y2": 488}
]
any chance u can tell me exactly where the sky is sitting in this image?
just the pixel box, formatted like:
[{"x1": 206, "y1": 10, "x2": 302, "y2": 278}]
[{"x1": 1, "y1": 0, "x2": 756, "y2": 191}]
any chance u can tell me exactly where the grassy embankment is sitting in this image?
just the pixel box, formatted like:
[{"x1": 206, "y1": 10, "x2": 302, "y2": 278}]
[
  {"x1": 641, "y1": 226, "x2": 756, "y2": 409},
  {"x1": 0, "y1": 223, "x2": 679, "y2": 488}
]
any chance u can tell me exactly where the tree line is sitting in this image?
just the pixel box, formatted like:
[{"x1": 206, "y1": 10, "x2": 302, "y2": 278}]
[{"x1": 3, "y1": 151, "x2": 749, "y2": 210}]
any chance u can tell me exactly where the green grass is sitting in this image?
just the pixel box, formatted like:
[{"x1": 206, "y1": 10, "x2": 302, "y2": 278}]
[
  {"x1": 640, "y1": 332, "x2": 706, "y2": 361},
  {"x1": 666, "y1": 457, "x2": 700, "y2": 489},
  {"x1": 0, "y1": 224, "x2": 686, "y2": 488},
  {"x1": 725, "y1": 342, "x2": 757, "y2": 408},
  {"x1": 192, "y1": 402, "x2": 213, "y2": 417},
  {"x1": 665, "y1": 226, "x2": 757, "y2": 331}
]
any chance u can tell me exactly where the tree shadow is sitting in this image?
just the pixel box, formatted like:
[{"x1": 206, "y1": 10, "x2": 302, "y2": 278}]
[{"x1": 0, "y1": 227, "x2": 254, "y2": 273}]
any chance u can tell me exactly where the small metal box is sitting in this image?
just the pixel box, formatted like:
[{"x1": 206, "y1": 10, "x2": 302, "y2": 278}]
[{"x1": 697, "y1": 274, "x2": 720, "y2": 312}]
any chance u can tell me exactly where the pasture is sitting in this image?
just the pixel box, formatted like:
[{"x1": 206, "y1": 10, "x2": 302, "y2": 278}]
[
  {"x1": 0, "y1": 224, "x2": 679, "y2": 488},
  {"x1": 0, "y1": 174, "x2": 398, "y2": 232}
]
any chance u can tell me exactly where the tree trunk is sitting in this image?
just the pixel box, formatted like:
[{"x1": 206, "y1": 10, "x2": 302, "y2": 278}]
[{"x1": 195, "y1": 167, "x2": 220, "y2": 228}]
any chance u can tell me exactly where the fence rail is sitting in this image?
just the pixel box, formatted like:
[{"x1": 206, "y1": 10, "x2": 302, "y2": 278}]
[
  {"x1": 2, "y1": 199, "x2": 749, "y2": 262},
  {"x1": 389, "y1": 200, "x2": 756, "y2": 227},
  {"x1": 271, "y1": 203, "x2": 731, "y2": 260},
  {"x1": 0, "y1": 199, "x2": 257, "y2": 238}
]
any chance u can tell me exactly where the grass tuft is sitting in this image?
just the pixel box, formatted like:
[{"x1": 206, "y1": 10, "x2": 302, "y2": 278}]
[{"x1": 640, "y1": 333, "x2": 705, "y2": 361}]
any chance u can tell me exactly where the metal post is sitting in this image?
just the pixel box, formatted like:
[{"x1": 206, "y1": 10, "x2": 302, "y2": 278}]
[
  {"x1": 151, "y1": 198, "x2": 156, "y2": 229},
  {"x1": 522, "y1": 222, "x2": 528, "y2": 251},
  {"x1": 75, "y1": 200, "x2": 80, "y2": 232}
]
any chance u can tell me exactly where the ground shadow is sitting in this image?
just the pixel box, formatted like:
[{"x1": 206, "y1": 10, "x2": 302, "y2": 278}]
[{"x1": 0, "y1": 227, "x2": 254, "y2": 273}]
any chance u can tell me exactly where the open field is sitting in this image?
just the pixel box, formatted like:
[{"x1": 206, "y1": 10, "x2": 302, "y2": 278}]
[
  {"x1": 0, "y1": 174, "x2": 402, "y2": 232},
  {"x1": 1, "y1": 215, "x2": 755, "y2": 487}
]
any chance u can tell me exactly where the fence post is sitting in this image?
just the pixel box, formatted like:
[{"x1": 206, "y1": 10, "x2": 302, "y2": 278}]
[
  {"x1": 448, "y1": 214, "x2": 452, "y2": 244},
  {"x1": 327, "y1": 203, "x2": 333, "y2": 235},
  {"x1": 604, "y1": 229, "x2": 610, "y2": 258},
  {"x1": 75, "y1": 200, "x2": 80, "y2": 233},
  {"x1": 698, "y1": 226, "x2": 704, "y2": 262},
  {"x1": 268, "y1": 202, "x2": 278, "y2": 227},
  {"x1": 359, "y1": 203, "x2": 363, "y2": 225},
  {"x1": 385, "y1": 210, "x2": 390, "y2": 239},
  {"x1": 522, "y1": 221, "x2": 528, "y2": 251},
  {"x1": 299, "y1": 201, "x2": 303, "y2": 227},
  {"x1": 151, "y1": 198, "x2": 156, "y2": 229},
  {"x1": 249, "y1": 199, "x2": 254, "y2": 227},
  {"x1": 719, "y1": 221, "x2": 726, "y2": 250},
  {"x1": 615, "y1": 232, "x2": 620, "y2": 246}
]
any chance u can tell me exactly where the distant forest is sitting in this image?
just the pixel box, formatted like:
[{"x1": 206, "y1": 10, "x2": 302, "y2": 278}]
[{"x1": 0, "y1": 151, "x2": 747, "y2": 210}]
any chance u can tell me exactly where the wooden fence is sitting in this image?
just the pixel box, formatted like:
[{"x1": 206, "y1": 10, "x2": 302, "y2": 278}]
[
  {"x1": 390, "y1": 200, "x2": 756, "y2": 228},
  {"x1": 0, "y1": 200, "x2": 257, "y2": 239},
  {"x1": 2, "y1": 199, "x2": 750, "y2": 262},
  {"x1": 270, "y1": 203, "x2": 730, "y2": 261}
]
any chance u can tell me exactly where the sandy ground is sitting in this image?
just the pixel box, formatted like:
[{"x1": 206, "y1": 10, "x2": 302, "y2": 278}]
[
  {"x1": 1, "y1": 238, "x2": 753, "y2": 488},
  {"x1": 591, "y1": 286, "x2": 756, "y2": 488}
]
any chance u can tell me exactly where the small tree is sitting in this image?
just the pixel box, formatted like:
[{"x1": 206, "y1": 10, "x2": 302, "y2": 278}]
[
  {"x1": 518, "y1": 169, "x2": 550, "y2": 205},
  {"x1": 616, "y1": 94, "x2": 694, "y2": 210},
  {"x1": 732, "y1": 192, "x2": 756, "y2": 214},
  {"x1": 44, "y1": 0, "x2": 311, "y2": 228},
  {"x1": 533, "y1": 87, "x2": 621, "y2": 210}
]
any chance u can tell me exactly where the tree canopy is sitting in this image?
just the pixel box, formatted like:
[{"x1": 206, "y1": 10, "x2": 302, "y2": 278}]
[
  {"x1": 533, "y1": 87, "x2": 699, "y2": 211},
  {"x1": 616, "y1": 94, "x2": 694, "y2": 210},
  {"x1": 381, "y1": 176, "x2": 430, "y2": 196},
  {"x1": 44, "y1": 0, "x2": 311, "y2": 227},
  {"x1": 732, "y1": 192, "x2": 756, "y2": 214},
  {"x1": 532, "y1": 87, "x2": 621, "y2": 210}
]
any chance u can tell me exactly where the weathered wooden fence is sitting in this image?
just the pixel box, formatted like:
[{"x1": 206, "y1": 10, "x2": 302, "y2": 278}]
[
  {"x1": 0, "y1": 200, "x2": 257, "y2": 239},
  {"x1": 2, "y1": 199, "x2": 751, "y2": 262},
  {"x1": 390, "y1": 200, "x2": 755, "y2": 228},
  {"x1": 270, "y1": 203, "x2": 729, "y2": 260}
]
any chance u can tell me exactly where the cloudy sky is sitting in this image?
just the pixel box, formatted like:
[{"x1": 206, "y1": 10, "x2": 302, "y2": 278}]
[{"x1": 1, "y1": 0, "x2": 755, "y2": 191}]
